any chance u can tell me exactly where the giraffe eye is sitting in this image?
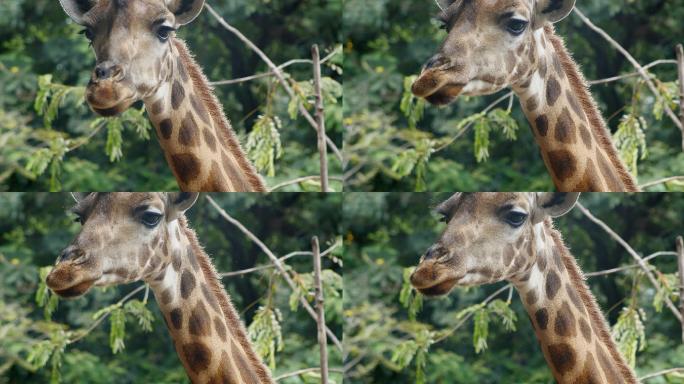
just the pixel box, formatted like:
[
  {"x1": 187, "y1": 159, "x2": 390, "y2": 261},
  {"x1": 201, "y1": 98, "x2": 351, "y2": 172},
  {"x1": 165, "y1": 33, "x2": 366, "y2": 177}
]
[
  {"x1": 506, "y1": 19, "x2": 528, "y2": 36},
  {"x1": 156, "y1": 26, "x2": 176, "y2": 42},
  {"x1": 504, "y1": 211, "x2": 528, "y2": 227},
  {"x1": 141, "y1": 212, "x2": 163, "y2": 228},
  {"x1": 79, "y1": 28, "x2": 94, "y2": 41}
]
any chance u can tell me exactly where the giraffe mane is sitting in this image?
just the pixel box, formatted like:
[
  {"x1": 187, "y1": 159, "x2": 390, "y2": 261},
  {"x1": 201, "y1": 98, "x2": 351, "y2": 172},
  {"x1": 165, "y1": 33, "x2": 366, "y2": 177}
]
[
  {"x1": 171, "y1": 39, "x2": 266, "y2": 192},
  {"x1": 544, "y1": 26, "x2": 639, "y2": 191},
  {"x1": 545, "y1": 218, "x2": 638, "y2": 383},
  {"x1": 178, "y1": 215, "x2": 272, "y2": 382}
]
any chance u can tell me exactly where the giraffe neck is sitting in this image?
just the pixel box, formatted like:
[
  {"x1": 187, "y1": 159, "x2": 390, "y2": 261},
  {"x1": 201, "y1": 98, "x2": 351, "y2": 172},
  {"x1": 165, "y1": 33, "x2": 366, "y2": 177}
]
[
  {"x1": 147, "y1": 217, "x2": 272, "y2": 384},
  {"x1": 513, "y1": 26, "x2": 639, "y2": 192},
  {"x1": 143, "y1": 39, "x2": 266, "y2": 192},
  {"x1": 510, "y1": 220, "x2": 636, "y2": 384}
]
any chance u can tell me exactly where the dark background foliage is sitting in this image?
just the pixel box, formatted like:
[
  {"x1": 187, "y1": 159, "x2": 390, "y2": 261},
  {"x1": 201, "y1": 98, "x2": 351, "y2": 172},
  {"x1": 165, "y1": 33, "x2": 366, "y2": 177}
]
[
  {"x1": 343, "y1": 193, "x2": 684, "y2": 383},
  {"x1": 343, "y1": 0, "x2": 684, "y2": 191},
  {"x1": 0, "y1": 0, "x2": 342, "y2": 191},
  {"x1": 0, "y1": 193, "x2": 343, "y2": 383}
]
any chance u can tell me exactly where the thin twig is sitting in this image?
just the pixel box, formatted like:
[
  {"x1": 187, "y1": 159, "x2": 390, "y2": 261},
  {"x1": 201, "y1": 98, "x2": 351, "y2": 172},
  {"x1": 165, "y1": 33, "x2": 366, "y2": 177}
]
[
  {"x1": 677, "y1": 44, "x2": 684, "y2": 151},
  {"x1": 274, "y1": 367, "x2": 344, "y2": 381},
  {"x1": 205, "y1": 195, "x2": 343, "y2": 354},
  {"x1": 204, "y1": 3, "x2": 342, "y2": 163},
  {"x1": 576, "y1": 203, "x2": 682, "y2": 323},
  {"x1": 269, "y1": 175, "x2": 343, "y2": 192},
  {"x1": 640, "y1": 176, "x2": 684, "y2": 189},
  {"x1": 312, "y1": 237, "x2": 329, "y2": 384},
  {"x1": 677, "y1": 236, "x2": 684, "y2": 343},
  {"x1": 210, "y1": 49, "x2": 340, "y2": 86},
  {"x1": 312, "y1": 45, "x2": 329, "y2": 192},
  {"x1": 219, "y1": 241, "x2": 341, "y2": 278},
  {"x1": 639, "y1": 367, "x2": 684, "y2": 381},
  {"x1": 574, "y1": 8, "x2": 684, "y2": 139},
  {"x1": 435, "y1": 91, "x2": 513, "y2": 152},
  {"x1": 584, "y1": 251, "x2": 678, "y2": 277},
  {"x1": 68, "y1": 284, "x2": 146, "y2": 344},
  {"x1": 434, "y1": 283, "x2": 512, "y2": 343},
  {"x1": 587, "y1": 59, "x2": 677, "y2": 85}
]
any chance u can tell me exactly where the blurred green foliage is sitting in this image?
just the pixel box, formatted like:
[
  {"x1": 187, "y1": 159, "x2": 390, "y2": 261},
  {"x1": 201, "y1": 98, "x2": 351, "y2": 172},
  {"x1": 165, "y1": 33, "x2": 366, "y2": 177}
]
[
  {"x1": 0, "y1": 193, "x2": 343, "y2": 383},
  {"x1": 343, "y1": 1, "x2": 684, "y2": 191},
  {"x1": 343, "y1": 193, "x2": 684, "y2": 383},
  {"x1": 0, "y1": 0, "x2": 342, "y2": 191}
]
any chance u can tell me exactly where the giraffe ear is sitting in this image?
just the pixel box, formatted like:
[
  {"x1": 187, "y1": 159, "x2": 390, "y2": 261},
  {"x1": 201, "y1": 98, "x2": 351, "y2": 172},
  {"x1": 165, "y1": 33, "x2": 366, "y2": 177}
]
[
  {"x1": 166, "y1": 192, "x2": 199, "y2": 219},
  {"x1": 166, "y1": 0, "x2": 205, "y2": 26},
  {"x1": 70, "y1": 192, "x2": 91, "y2": 202},
  {"x1": 58, "y1": 0, "x2": 97, "y2": 25},
  {"x1": 533, "y1": 0, "x2": 576, "y2": 29},
  {"x1": 532, "y1": 192, "x2": 580, "y2": 223}
]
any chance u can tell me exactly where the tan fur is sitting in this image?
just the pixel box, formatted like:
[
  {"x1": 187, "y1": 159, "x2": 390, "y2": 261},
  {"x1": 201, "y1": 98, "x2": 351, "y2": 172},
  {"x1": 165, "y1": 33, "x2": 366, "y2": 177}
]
[
  {"x1": 179, "y1": 216, "x2": 272, "y2": 383},
  {"x1": 547, "y1": 219, "x2": 637, "y2": 382},
  {"x1": 172, "y1": 40, "x2": 266, "y2": 192},
  {"x1": 545, "y1": 28, "x2": 639, "y2": 192}
]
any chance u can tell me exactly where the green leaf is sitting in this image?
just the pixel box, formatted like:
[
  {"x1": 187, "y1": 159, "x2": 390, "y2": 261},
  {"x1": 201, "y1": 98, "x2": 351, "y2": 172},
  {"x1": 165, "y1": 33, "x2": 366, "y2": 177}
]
[{"x1": 109, "y1": 308, "x2": 126, "y2": 354}]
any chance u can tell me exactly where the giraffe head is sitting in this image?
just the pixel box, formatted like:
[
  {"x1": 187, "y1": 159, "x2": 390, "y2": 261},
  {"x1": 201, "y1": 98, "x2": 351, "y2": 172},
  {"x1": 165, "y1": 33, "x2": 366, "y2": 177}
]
[
  {"x1": 411, "y1": 0, "x2": 575, "y2": 105},
  {"x1": 46, "y1": 192, "x2": 199, "y2": 298},
  {"x1": 58, "y1": 0, "x2": 204, "y2": 116},
  {"x1": 410, "y1": 192, "x2": 578, "y2": 296}
]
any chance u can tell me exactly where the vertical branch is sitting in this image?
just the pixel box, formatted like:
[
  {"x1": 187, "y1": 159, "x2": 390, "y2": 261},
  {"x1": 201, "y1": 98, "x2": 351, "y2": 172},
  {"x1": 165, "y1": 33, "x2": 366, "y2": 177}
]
[
  {"x1": 312, "y1": 236, "x2": 329, "y2": 383},
  {"x1": 312, "y1": 45, "x2": 329, "y2": 192},
  {"x1": 677, "y1": 236, "x2": 684, "y2": 343},
  {"x1": 676, "y1": 44, "x2": 684, "y2": 151}
]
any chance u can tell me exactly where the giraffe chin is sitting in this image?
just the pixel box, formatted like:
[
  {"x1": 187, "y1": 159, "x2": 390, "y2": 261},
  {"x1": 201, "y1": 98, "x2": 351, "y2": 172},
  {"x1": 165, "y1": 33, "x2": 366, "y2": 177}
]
[
  {"x1": 415, "y1": 277, "x2": 458, "y2": 297},
  {"x1": 51, "y1": 279, "x2": 97, "y2": 299},
  {"x1": 86, "y1": 82, "x2": 136, "y2": 117}
]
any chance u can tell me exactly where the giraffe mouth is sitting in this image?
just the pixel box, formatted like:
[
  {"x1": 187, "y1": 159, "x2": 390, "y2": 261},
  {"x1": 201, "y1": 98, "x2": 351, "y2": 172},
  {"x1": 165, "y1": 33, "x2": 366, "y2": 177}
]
[
  {"x1": 52, "y1": 279, "x2": 98, "y2": 298},
  {"x1": 414, "y1": 277, "x2": 459, "y2": 297},
  {"x1": 86, "y1": 80, "x2": 137, "y2": 117},
  {"x1": 411, "y1": 72, "x2": 465, "y2": 106}
]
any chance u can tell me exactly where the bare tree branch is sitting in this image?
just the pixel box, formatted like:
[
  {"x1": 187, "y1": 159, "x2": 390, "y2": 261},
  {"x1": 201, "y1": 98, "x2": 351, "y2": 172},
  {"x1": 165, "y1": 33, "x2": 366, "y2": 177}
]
[
  {"x1": 576, "y1": 203, "x2": 682, "y2": 323},
  {"x1": 274, "y1": 367, "x2": 344, "y2": 381},
  {"x1": 204, "y1": 3, "x2": 342, "y2": 163},
  {"x1": 312, "y1": 45, "x2": 329, "y2": 192},
  {"x1": 269, "y1": 175, "x2": 344, "y2": 192},
  {"x1": 312, "y1": 237, "x2": 329, "y2": 383},
  {"x1": 639, "y1": 367, "x2": 684, "y2": 381},
  {"x1": 205, "y1": 195, "x2": 344, "y2": 354},
  {"x1": 677, "y1": 44, "x2": 684, "y2": 151},
  {"x1": 574, "y1": 8, "x2": 684, "y2": 146},
  {"x1": 640, "y1": 176, "x2": 684, "y2": 189},
  {"x1": 677, "y1": 236, "x2": 684, "y2": 343}
]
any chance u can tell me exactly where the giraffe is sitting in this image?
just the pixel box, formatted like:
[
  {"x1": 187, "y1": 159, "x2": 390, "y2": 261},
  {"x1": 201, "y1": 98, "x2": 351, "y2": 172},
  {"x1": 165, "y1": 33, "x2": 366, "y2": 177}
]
[
  {"x1": 45, "y1": 192, "x2": 273, "y2": 384},
  {"x1": 410, "y1": 192, "x2": 637, "y2": 383},
  {"x1": 57, "y1": 0, "x2": 266, "y2": 192},
  {"x1": 411, "y1": 0, "x2": 640, "y2": 192}
]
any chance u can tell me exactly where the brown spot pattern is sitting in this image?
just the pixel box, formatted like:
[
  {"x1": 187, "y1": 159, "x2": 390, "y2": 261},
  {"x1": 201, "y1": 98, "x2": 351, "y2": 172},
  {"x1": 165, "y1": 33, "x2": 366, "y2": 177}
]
[
  {"x1": 547, "y1": 343, "x2": 575, "y2": 374},
  {"x1": 231, "y1": 340, "x2": 260, "y2": 383},
  {"x1": 189, "y1": 302, "x2": 211, "y2": 336},
  {"x1": 535, "y1": 308, "x2": 549, "y2": 330},
  {"x1": 171, "y1": 80, "x2": 185, "y2": 110},
  {"x1": 545, "y1": 270, "x2": 560, "y2": 300},
  {"x1": 169, "y1": 308, "x2": 183, "y2": 330},
  {"x1": 535, "y1": 115, "x2": 549, "y2": 137},
  {"x1": 177, "y1": 57, "x2": 189, "y2": 82},
  {"x1": 547, "y1": 150, "x2": 576, "y2": 183},
  {"x1": 180, "y1": 270, "x2": 196, "y2": 299},
  {"x1": 170, "y1": 153, "x2": 200, "y2": 185},
  {"x1": 179, "y1": 113, "x2": 199, "y2": 147},
  {"x1": 576, "y1": 352, "x2": 601, "y2": 384},
  {"x1": 596, "y1": 151, "x2": 624, "y2": 191},
  {"x1": 161, "y1": 289, "x2": 172, "y2": 305},
  {"x1": 526, "y1": 290, "x2": 538, "y2": 305},
  {"x1": 554, "y1": 108, "x2": 576, "y2": 144},
  {"x1": 214, "y1": 317, "x2": 227, "y2": 341},
  {"x1": 191, "y1": 95, "x2": 210, "y2": 124},
  {"x1": 159, "y1": 119, "x2": 173, "y2": 140},
  {"x1": 554, "y1": 302, "x2": 576, "y2": 337},
  {"x1": 203, "y1": 285, "x2": 220, "y2": 313},
  {"x1": 546, "y1": 77, "x2": 561, "y2": 106},
  {"x1": 182, "y1": 342, "x2": 212, "y2": 374},
  {"x1": 566, "y1": 285, "x2": 584, "y2": 312},
  {"x1": 203, "y1": 128, "x2": 217, "y2": 152}
]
